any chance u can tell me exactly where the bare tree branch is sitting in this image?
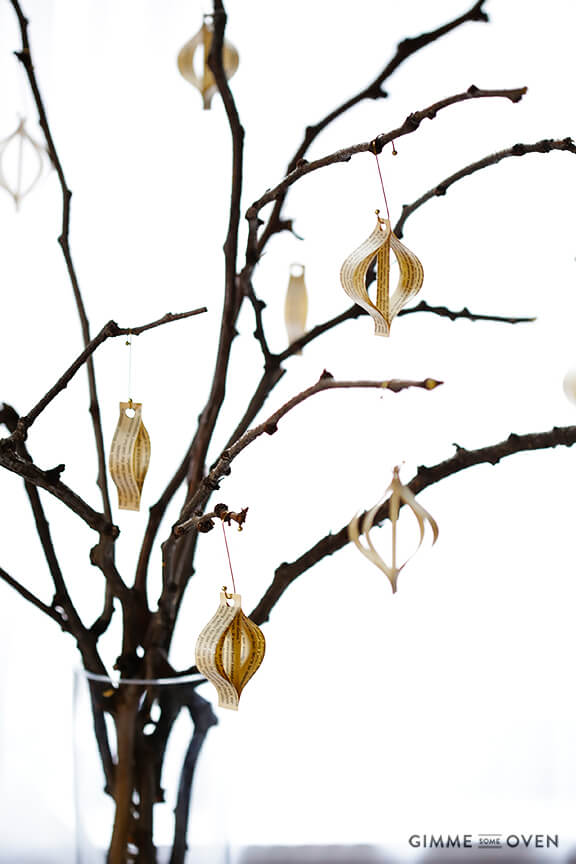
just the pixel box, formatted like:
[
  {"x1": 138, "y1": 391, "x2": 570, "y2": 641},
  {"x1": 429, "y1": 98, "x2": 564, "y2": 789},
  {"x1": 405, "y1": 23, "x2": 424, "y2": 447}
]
[
  {"x1": 0, "y1": 565, "x2": 63, "y2": 625},
  {"x1": 0, "y1": 446, "x2": 116, "y2": 536},
  {"x1": 137, "y1": 0, "x2": 249, "y2": 662},
  {"x1": 10, "y1": 0, "x2": 112, "y2": 520},
  {"x1": 250, "y1": 423, "x2": 576, "y2": 624},
  {"x1": 276, "y1": 300, "x2": 535, "y2": 362},
  {"x1": 246, "y1": 86, "x2": 527, "y2": 251},
  {"x1": 395, "y1": 137, "x2": 576, "y2": 237},
  {"x1": 174, "y1": 373, "x2": 443, "y2": 536},
  {"x1": 397, "y1": 300, "x2": 536, "y2": 326},
  {"x1": 253, "y1": 0, "x2": 490, "y2": 254},
  {"x1": 6, "y1": 309, "x2": 207, "y2": 441}
]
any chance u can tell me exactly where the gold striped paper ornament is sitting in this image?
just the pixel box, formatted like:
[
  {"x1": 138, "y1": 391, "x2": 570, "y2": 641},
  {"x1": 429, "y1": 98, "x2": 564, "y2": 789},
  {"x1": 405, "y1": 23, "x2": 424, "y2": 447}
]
[
  {"x1": 340, "y1": 211, "x2": 423, "y2": 337},
  {"x1": 195, "y1": 589, "x2": 265, "y2": 710}
]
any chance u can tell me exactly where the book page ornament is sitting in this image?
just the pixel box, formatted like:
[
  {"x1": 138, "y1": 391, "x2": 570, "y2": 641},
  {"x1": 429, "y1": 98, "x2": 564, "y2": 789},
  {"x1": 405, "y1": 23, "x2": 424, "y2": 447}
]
[
  {"x1": 284, "y1": 263, "x2": 308, "y2": 352},
  {"x1": 109, "y1": 400, "x2": 151, "y2": 511},
  {"x1": 177, "y1": 18, "x2": 239, "y2": 110},
  {"x1": 348, "y1": 466, "x2": 438, "y2": 593},
  {"x1": 0, "y1": 117, "x2": 46, "y2": 210},
  {"x1": 340, "y1": 210, "x2": 423, "y2": 337},
  {"x1": 195, "y1": 588, "x2": 265, "y2": 710}
]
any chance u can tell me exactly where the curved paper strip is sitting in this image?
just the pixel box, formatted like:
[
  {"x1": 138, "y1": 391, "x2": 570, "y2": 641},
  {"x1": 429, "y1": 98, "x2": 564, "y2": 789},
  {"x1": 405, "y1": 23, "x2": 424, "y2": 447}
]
[
  {"x1": 348, "y1": 506, "x2": 395, "y2": 582},
  {"x1": 109, "y1": 401, "x2": 151, "y2": 511},
  {"x1": 177, "y1": 21, "x2": 239, "y2": 110},
  {"x1": 0, "y1": 118, "x2": 45, "y2": 210},
  {"x1": 284, "y1": 263, "x2": 308, "y2": 352},
  {"x1": 340, "y1": 216, "x2": 423, "y2": 337},
  {"x1": 389, "y1": 230, "x2": 424, "y2": 320},
  {"x1": 348, "y1": 467, "x2": 438, "y2": 593},
  {"x1": 340, "y1": 219, "x2": 390, "y2": 336},
  {"x1": 196, "y1": 591, "x2": 265, "y2": 710}
]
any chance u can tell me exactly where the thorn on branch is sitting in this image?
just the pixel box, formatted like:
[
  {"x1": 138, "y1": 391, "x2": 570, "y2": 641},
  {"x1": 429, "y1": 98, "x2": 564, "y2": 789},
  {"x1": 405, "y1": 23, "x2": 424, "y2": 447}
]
[
  {"x1": 44, "y1": 463, "x2": 65, "y2": 483},
  {"x1": 367, "y1": 83, "x2": 388, "y2": 100},
  {"x1": 510, "y1": 87, "x2": 528, "y2": 103},
  {"x1": 320, "y1": 369, "x2": 334, "y2": 381}
]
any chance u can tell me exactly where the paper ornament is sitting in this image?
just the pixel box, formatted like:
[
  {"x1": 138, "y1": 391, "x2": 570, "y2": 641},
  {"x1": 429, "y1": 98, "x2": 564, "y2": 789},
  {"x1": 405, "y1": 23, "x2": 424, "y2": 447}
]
[
  {"x1": 340, "y1": 211, "x2": 423, "y2": 336},
  {"x1": 563, "y1": 369, "x2": 576, "y2": 405},
  {"x1": 195, "y1": 589, "x2": 265, "y2": 710},
  {"x1": 177, "y1": 19, "x2": 239, "y2": 110},
  {"x1": 284, "y1": 263, "x2": 308, "y2": 351},
  {"x1": 0, "y1": 118, "x2": 45, "y2": 209},
  {"x1": 348, "y1": 466, "x2": 438, "y2": 593},
  {"x1": 109, "y1": 401, "x2": 151, "y2": 511}
]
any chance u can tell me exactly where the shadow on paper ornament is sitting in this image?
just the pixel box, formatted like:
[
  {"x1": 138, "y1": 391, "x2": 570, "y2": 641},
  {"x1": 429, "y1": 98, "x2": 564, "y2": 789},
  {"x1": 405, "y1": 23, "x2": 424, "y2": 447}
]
[{"x1": 0, "y1": 117, "x2": 47, "y2": 210}]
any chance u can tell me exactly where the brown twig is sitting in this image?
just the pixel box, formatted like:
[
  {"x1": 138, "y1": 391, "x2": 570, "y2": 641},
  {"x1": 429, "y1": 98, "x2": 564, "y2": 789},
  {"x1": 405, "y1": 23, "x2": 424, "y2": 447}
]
[
  {"x1": 139, "y1": 0, "x2": 248, "y2": 651},
  {"x1": 6, "y1": 309, "x2": 207, "y2": 441},
  {"x1": 10, "y1": 0, "x2": 112, "y2": 520},
  {"x1": 0, "y1": 446, "x2": 116, "y2": 535},
  {"x1": 0, "y1": 565, "x2": 63, "y2": 624},
  {"x1": 395, "y1": 137, "x2": 576, "y2": 237},
  {"x1": 174, "y1": 373, "x2": 443, "y2": 536},
  {"x1": 0, "y1": 404, "x2": 115, "y2": 656},
  {"x1": 250, "y1": 423, "x2": 576, "y2": 624},
  {"x1": 276, "y1": 300, "x2": 535, "y2": 363},
  {"x1": 246, "y1": 85, "x2": 527, "y2": 251},
  {"x1": 397, "y1": 300, "x2": 536, "y2": 326},
  {"x1": 252, "y1": 0, "x2": 489, "y2": 256}
]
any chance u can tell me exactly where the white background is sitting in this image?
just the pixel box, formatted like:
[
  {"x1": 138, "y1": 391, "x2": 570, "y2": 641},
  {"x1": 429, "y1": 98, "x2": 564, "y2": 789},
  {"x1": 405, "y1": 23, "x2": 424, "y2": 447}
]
[{"x1": 1, "y1": 0, "x2": 576, "y2": 860}]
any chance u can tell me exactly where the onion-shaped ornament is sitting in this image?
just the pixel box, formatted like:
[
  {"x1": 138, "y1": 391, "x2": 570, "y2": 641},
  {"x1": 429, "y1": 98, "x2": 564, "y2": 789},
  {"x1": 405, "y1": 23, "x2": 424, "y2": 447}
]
[
  {"x1": 108, "y1": 400, "x2": 151, "y2": 511},
  {"x1": 340, "y1": 211, "x2": 423, "y2": 337},
  {"x1": 195, "y1": 589, "x2": 265, "y2": 710},
  {"x1": 284, "y1": 263, "x2": 308, "y2": 353},
  {"x1": 177, "y1": 19, "x2": 239, "y2": 110},
  {"x1": 348, "y1": 466, "x2": 438, "y2": 593},
  {"x1": 0, "y1": 117, "x2": 46, "y2": 210}
]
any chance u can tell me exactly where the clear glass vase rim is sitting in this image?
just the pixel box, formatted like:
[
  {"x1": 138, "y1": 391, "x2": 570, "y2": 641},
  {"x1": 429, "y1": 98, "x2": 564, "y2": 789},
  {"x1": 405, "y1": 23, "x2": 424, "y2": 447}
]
[{"x1": 76, "y1": 668, "x2": 201, "y2": 686}]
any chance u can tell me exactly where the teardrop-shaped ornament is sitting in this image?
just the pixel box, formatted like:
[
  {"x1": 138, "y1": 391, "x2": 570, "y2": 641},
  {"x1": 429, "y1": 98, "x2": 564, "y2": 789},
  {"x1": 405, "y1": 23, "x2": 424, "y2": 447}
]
[
  {"x1": 108, "y1": 401, "x2": 151, "y2": 511},
  {"x1": 340, "y1": 211, "x2": 423, "y2": 336},
  {"x1": 348, "y1": 466, "x2": 438, "y2": 593},
  {"x1": 177, "y1": 19, "x2": 239, "y2": 110},
  {"x1": 0, "y1": 117, "x2": 46, "y2": 210},
  {"x1": 284, "y1": 263, "x2": 308, "y2": 352},
  {"x1": 195, "y1": 589, "x2": 265, "y2": 710}
]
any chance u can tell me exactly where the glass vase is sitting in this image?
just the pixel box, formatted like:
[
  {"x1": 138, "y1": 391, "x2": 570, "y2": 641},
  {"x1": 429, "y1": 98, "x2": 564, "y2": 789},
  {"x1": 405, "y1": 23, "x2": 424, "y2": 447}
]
[{"x1": 73, "y1": 669, "x2": 230, "y2": 864}]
